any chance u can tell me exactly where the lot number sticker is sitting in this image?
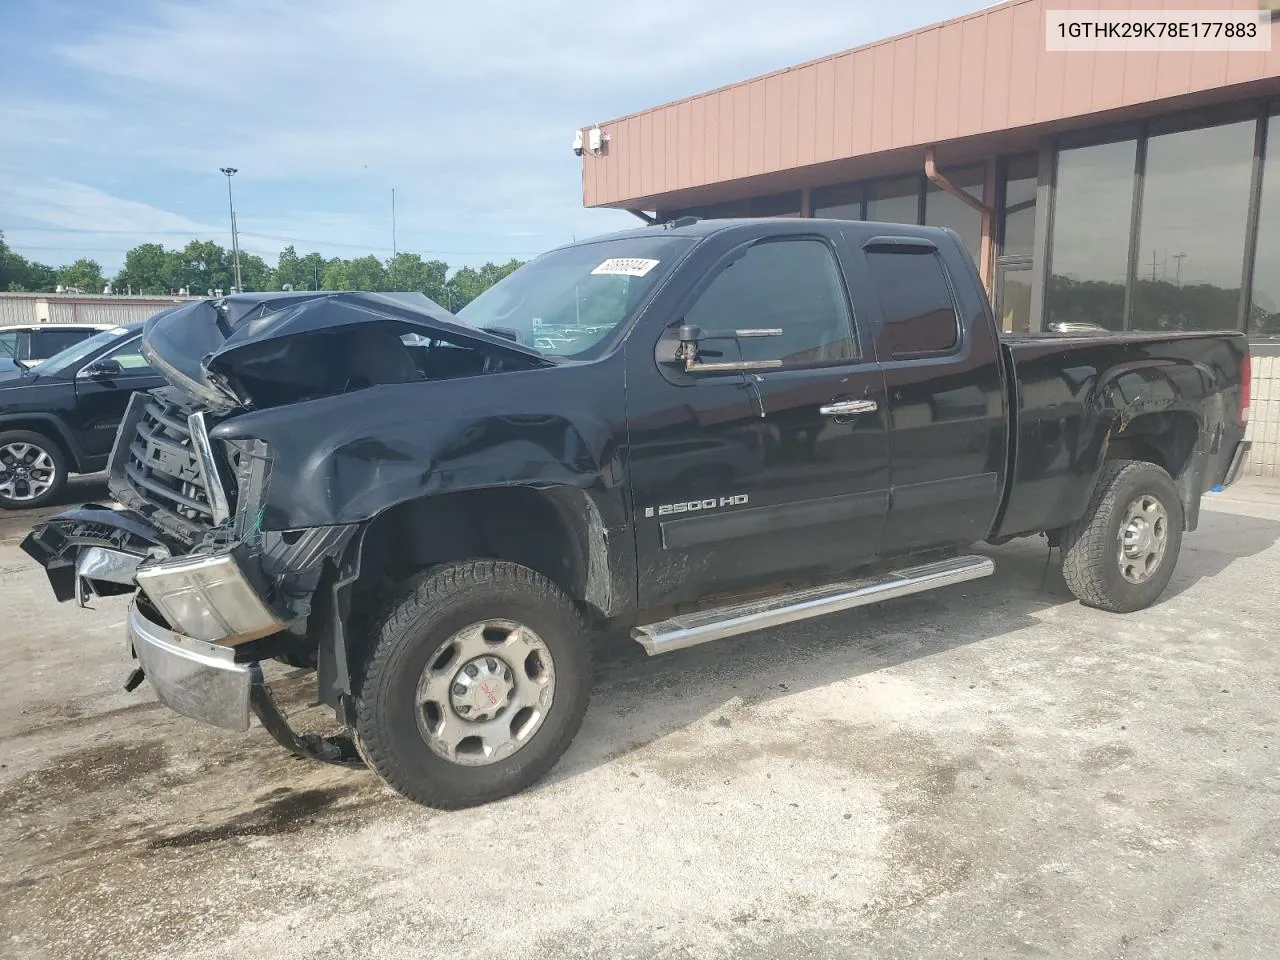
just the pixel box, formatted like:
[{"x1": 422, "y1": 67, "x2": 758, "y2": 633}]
[{"x1": 591, "y1": 258, "x2": 660, "y2": 277}]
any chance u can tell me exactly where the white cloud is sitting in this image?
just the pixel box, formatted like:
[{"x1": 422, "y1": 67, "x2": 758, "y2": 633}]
[
  {"x1": 7, "y1": 0, "x2": 980, "y2": 271},
  {"x1": 0, "y1": 179, "x2": 215, "y2": 235}
]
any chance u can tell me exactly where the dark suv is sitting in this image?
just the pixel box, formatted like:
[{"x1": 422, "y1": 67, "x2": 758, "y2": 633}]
[{"x1": 0, "y1": 323, "x2": 163, "y2": 508}]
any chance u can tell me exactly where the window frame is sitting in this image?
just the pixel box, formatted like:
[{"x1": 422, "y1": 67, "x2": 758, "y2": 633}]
[{"x1": 661, "y1": 234, "x2": 863, "y2": 378}]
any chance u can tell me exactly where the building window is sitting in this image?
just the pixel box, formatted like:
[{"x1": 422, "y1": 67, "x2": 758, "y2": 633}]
[
  {"x1": 683, "y1": 240, "x2": 857, "y2": 365},
  {"x1": 1046, "y1": 138, "x2": 1137, "y2": 331},
  {"x1": 925, "y1": 165, "x2": 984, "y2": 265},
  {"x1": 867, "y1": 176, "x2": 920, "y2": 226},
  {"x1": 1000, "y1": 155, "x2": 1038, "y2": 259},
  {"x1": 812, "y1": 183, "x2": 863, "y2": 220},
  {"x1": 666, "y1": 199, "x2": 751, "y2": 221},
  {"x1": 749, "y1": 192, "x2": 802, "y2": 218},
  {"x1": 1130, "y1": 119, "x2": 1255, "y2": 332},
  {"x1": 1252, "y1": 111, "x2": 1280, "y2": 337}
]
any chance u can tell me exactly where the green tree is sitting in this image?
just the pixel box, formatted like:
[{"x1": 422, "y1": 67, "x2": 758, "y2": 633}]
[
  {"x1": 345, "y1": 255, "x2": 387, "y2": 291},
  {"x1": 300, "y1": 252, "x2": 327, "y2": 290},
  {"x1": 275, "y1": 247, "x2": 328, "y2": 290},
  {"x1": 175, "y1": 239, "x2": 234, "y2": 295},
  {"x1": 385, "y1": 253, "x2": 448, "y2": 300},
  {"x1": 321, "y1": 258, "x2": 351, "y2": 290},
  {"x1": 275, "y1": 246, "x2": 304, "y2": 290},
  {"x1": 115, "y1": 243, "x2": 180, "y2": 294},
  {"x1": 56, "y1": 258, "x2": 106, "y2": 293},
  {"x1": 444, "y1": 266, "x2": 484, "y2": 310},
  {"x1": 237, "y1": 252, "x2": 274, "y2": 292},
  {"x1": 0, "y1": 232, "x2": 59, "y2": 292},
  {"x1": 445, "y1": 258, "x2": 524, "y2": 311}
]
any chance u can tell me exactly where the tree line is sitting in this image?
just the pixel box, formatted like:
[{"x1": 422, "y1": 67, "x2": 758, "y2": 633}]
[{"x1": 0, "y1": 232, "x2": 525, "y2": 312}]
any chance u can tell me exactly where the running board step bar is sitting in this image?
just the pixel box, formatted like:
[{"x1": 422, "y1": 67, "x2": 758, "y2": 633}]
[{"x1": 632, "y1": 555, "x2": 994, "y2": 656}]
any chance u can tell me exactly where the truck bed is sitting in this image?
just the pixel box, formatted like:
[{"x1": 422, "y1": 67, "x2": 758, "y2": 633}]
[{"x1": 994, "y1": 329, "x2": 1249, "y2": 540}]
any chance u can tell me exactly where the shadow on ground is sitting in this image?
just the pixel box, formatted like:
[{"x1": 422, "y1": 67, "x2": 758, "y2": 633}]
[{"x1": 549, "y1": 508, "x2": 1280, "y2": 785}]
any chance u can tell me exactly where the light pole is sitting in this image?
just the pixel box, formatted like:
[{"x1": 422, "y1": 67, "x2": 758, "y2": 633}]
[{"x1": 219, "y1": 167, "x2": 243, "y2": 293}]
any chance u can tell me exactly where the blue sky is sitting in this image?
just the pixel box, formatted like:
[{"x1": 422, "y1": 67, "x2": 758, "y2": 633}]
[{"x1": 0, "y1": 0, "x2": 980, "y2": 275}]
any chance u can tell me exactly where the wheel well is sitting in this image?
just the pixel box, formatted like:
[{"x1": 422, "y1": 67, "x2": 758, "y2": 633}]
[
  {"x1": 0, "y1": 420, "x2": 76, "y2": 470},
  {"x1": 354, "y1": 487, "x2": 589, "y2": 615},
  {"x1": 1106, "y1": 411, "x2": 1198, "y2": 480}
]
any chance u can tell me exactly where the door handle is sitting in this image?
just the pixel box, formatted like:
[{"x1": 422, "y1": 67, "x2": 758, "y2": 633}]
[{"x1": 820, "y1": 399, "x2": 878, "y2": 417}]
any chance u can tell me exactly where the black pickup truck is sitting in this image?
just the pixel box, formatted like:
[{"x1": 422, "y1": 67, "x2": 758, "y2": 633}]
[{"x1": 23, "y1": 218, "x2": 1250, "y2": 809}]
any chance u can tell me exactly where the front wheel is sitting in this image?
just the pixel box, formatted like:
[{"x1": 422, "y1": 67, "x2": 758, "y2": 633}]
[
  {"x1": 354, "y1": 561, "x2": 591, "y2": 809},
  {"x1": 0, "y1": 430, "x2": 67, "y2": 510},
  {"x1": 1060, "y1": 459, "x2": 1184, "y2": 613}
]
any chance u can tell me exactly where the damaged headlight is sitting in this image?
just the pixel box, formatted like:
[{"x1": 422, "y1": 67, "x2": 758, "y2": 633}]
[{"x1": 136, "y1": 553, "x2": 286, "y2": 644}]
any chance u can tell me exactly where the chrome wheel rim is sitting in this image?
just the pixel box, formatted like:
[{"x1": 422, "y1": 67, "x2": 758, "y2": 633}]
[
  {"x1": 415, "y1": 619, "x2": 556, "y2": 767},
  {"x1": 1118, "y1": 494, "x2": 1169, "y2": 584},
  {"x1": 0, "y1": 442, "x2": 57, "y2": 502}
]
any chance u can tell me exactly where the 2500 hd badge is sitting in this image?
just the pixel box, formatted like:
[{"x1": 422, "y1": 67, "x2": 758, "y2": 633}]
[{"x1": 644, "y1": 494, "x2": 750, "y2": 518}]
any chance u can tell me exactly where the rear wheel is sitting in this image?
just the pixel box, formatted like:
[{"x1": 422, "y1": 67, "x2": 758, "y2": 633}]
[
  {"x1": 1061, "y1": 459, "x2": 1184, "y2": 613},
  {"x1": 354, "y1": 560, "x2": 591, "y2": 809},
  {"x1": 0, "y1": 430, "x2": 67, "y2": 510}
]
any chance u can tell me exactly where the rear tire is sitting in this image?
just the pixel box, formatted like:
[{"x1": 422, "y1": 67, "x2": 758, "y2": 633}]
[
  {"x1": 0, "y1": 430, "x2": 67, "y2": 510},
  {"x1": 1061, "y1": 459, "x2": 1183, "y2": 613},
  {"x1": 354, "y1": 560, "x2": 591, "y2": 809}
]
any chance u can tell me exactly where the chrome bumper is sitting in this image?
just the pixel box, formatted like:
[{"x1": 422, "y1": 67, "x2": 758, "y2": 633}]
[{"x1": 127, "y1": 601, "x2": 255, "y2": 731}]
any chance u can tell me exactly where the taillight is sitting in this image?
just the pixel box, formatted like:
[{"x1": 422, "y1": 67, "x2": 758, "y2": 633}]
[{"x1": 1239, "y1": 354, "x2": 1251, "y2": 427}]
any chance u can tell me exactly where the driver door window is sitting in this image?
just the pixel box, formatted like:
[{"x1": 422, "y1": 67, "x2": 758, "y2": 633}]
[
  {"x1": 100, "y1": 338, "x2": 154, "y2": 375},
  {"x1": 683, "y1": 239, "x2": 858, "y2": 365}
]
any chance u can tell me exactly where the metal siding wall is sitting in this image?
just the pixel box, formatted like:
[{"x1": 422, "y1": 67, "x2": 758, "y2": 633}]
[
  {"x1": 0, "y1": 298, "x2": 186, "y2": 328},
  {"x1": 0, "y1": 299, "x2": 38, "y2": 326},
  {"x1": 583, "y1": 0, "x2": 1280, "y2": 208}
]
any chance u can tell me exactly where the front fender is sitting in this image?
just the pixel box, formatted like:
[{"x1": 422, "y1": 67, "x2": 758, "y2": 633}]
[{"x1": 208, "y1": 359, "x2": 635, "y2": 618}]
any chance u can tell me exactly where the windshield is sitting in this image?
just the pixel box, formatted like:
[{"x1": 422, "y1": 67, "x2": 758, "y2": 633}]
[
  {"x1": 27, "y1": 326, "x2": 131, "y2": 377},
  {"x1": 455, "y1": 235, "x2": 693, "y2": 359}
]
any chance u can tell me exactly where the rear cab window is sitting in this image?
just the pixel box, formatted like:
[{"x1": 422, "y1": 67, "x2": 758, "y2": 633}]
[{"x1": 866, "y1": 249, "x2": 961, "y2": 360}]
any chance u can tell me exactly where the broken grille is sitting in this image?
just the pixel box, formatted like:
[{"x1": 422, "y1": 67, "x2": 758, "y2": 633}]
[{"x1": 122, "y1": 398, "x2": 214, "y2": 524}]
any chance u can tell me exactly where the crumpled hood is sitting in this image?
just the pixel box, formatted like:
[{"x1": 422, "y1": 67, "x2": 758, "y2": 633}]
[{"x1": 142, "y1": 291, "x2": 549, "y2": 410}]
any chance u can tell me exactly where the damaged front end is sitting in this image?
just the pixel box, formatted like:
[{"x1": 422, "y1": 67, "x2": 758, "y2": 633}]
[
  {"x1": 21, "y1": 390, "x2": 359, "y2": 761},
  {"x1": 22, "y1": 292, "x2": 541, "y2": 760}
]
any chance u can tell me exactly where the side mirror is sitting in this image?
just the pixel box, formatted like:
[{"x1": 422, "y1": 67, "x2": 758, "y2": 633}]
[
  {"x1": 659, "y1": 324, "x2": 785, "y2": 374},
  {"x1": 84, "y1": 358, "x2": 123, "y2": 378}
]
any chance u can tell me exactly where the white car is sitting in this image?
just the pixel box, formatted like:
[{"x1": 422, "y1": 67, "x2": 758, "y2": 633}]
[{"x1": 0, "y1": 324, "x2": 116, "y2": 368}]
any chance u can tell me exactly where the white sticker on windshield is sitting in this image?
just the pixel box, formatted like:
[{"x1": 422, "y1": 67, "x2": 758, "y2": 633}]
[{"x1": 591, "y1": 257, "x2": 660, "y2": 277}]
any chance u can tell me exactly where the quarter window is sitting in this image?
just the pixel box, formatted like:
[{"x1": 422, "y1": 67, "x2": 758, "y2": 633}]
[
  {"x1": 867, "y1": 250, "x2": 960, "y2": 358},
  {"x1": 682, "y1": 239, "x2": 858, "y2": 365},
  {"x1": 32, "y1": 329, "x2": 91, "y2": 358}
]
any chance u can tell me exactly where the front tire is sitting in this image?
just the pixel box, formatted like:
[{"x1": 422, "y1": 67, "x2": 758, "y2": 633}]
[
  {"x1": 1061, "y1": 459, "x2": 1184, "y2": 613},
  {"x1": 354, "y1": 561, "x2": 591, "y2": 809},
  {"x1": 0, "y1": 430, "x2": 67, "y2": 510}
]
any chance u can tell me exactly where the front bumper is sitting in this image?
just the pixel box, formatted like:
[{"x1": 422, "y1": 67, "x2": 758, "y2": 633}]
[
  {"x1": 127, "y1": 599, "x2": 361, "y2": 764},
  {"x1": 127, "y1": 600, "x2": 255, "y2": 731}
]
